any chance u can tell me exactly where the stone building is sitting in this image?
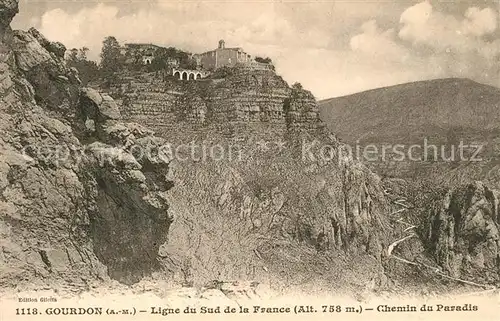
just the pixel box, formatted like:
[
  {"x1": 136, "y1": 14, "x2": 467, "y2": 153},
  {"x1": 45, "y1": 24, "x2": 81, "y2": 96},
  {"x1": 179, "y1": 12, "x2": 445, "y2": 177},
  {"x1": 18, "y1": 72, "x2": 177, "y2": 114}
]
[{"x1": 196, "y1": 40, "x2": 252, "y2": 70}]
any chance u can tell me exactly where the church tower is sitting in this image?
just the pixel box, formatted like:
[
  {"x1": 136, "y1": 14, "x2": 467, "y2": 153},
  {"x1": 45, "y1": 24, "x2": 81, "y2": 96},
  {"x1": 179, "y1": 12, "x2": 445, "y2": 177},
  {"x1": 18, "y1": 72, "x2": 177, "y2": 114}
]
[{"x1": 218, "y1": 39, "x2": 225, "y2": 49}]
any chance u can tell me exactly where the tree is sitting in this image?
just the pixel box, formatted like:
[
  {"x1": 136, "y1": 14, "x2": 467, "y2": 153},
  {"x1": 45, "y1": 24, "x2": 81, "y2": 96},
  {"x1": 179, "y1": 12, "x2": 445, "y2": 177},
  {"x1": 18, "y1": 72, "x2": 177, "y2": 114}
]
[
  {"x1": 292, "y1": 82, "x2": 303, "y2": 90},
  {"x1": 99, "y1": 36, "x2": 123, "y2": 78},
  {"x1": 211, "y1": 66, "x2": 234, "y2": 79},
  {"x1": 145, "y1": 47, "x2": 197, "y2": 72},
  {"x1": 254, "y1": 56, "x2": 275, "y2": 70},
  {"x1": 149, "y1": 56, "x2": 167, "y2": 72},
  {"x1": 178, "y1": 52, "x2": 197, "y2": 70},
  {"x1": 148, "y1": 47, "x2": 171, "y2": 72},
  {"x1": 66, "y1": 48, "x2": 79, "y2": 63},
  {"x1": 65, "y1": 47, "x2": 99, "y2": 86},
  {"x1": 77, "y1": 47, "x2": 90, "y2": 61}
]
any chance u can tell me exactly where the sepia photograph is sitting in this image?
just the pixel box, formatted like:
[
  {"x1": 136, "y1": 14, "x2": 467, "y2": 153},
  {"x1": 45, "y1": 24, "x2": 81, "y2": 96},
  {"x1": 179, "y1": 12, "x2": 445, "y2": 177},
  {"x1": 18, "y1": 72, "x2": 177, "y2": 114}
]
[{"x1": 0, "y1": 0, "x2": 499, "y2": 320}]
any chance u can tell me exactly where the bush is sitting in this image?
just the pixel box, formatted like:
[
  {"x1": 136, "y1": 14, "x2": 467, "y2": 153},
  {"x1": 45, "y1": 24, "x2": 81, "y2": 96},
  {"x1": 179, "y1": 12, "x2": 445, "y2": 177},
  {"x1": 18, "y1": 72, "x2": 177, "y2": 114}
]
[
  {"x1": 255, "y1": 56, "x2": 272, "y2": 64},
  {"x1": 210, "y1": 66, "x2": 234, "y2": 79}
]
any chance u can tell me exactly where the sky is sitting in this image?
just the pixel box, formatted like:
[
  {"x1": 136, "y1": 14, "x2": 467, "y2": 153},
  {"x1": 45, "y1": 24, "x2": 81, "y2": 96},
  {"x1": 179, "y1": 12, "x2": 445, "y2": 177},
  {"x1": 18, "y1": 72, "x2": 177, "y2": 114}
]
[{"x1": 11, "y1": 0, "x2": 500, "y2": 99}]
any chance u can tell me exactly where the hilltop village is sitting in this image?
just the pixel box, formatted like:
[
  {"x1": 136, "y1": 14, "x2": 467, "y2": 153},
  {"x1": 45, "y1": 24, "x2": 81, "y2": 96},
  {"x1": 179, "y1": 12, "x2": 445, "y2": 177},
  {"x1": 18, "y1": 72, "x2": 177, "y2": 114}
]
[
  {"x1": 117, "y1": 39, "x2": 275, "y2": 81},
  {"x1": 85, "y1": 38, "x2": 322, "y2": 142}
]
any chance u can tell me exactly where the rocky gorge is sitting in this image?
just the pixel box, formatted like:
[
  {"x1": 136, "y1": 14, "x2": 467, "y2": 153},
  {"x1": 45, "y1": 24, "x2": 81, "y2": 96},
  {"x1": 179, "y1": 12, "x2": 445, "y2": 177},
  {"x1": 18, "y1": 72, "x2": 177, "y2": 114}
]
[{"x1": 0, "y1": 0, "x2": 498, "y2": 303}]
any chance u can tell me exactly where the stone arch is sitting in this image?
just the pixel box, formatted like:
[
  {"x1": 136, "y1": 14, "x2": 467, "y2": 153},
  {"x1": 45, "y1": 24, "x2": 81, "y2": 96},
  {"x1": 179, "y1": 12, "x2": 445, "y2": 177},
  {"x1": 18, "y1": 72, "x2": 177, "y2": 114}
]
[
  {"x1": 188, "y1": 73, "x2": 195, "y2": 80},
  {"x1": 181, "y1": 71, "x2": 188, "y2": 80},
  {"x1": 173, "y1": 71, "x2": 181, "y2": 80},
  {"x1": 195, "y1": 73, "x2": 201, "y2": 80}
]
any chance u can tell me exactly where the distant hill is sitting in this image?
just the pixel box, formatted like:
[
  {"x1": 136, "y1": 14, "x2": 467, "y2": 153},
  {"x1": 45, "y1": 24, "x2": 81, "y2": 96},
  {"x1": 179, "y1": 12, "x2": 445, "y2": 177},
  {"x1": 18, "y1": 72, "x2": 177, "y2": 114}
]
[
  {"x1": 319, "y1": 78, "x2": 500, "y2": 143},
  {"x1": 318, "y1": 78, "x2": 500, "y2": 184}
]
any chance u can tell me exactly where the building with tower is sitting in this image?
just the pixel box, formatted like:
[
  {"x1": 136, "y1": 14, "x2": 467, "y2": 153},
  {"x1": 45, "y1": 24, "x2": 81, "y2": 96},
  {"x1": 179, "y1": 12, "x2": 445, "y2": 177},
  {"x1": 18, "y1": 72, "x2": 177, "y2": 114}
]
[{"x1": 195, "y1": 40, "x2": 252, "y2": 70}]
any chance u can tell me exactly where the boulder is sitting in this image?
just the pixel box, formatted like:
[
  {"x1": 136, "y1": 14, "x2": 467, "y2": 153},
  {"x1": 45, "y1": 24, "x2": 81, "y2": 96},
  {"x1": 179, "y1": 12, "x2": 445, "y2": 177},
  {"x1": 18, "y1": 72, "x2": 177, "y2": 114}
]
[
  {"x1": 28, "y1": 28, "x2": 66, "y2": 59},
  {"x1": 100, "y1": 94, "x2": 121, "y2": 120},
  {"x1": 49, "y1": 41, "x2": 66, "y2": 59},
  {"x1": 11, "y1": 30, "x2": 52, "y2": 71},
  {"x1": 81, "y1": 87, "x2": 103, "y2": 106},
  {"x1": 27, "y1": 27, "x2": 50, "y2": 48},
  {"x1": 80, "y1": 88, "x2": 120, "y2": 121}
]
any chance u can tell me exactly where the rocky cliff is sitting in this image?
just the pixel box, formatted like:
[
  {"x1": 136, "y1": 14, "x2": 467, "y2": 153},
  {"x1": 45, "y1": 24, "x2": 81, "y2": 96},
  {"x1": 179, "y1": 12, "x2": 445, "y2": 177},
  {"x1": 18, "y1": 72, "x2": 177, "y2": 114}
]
[
  {"x1": 0, "y1": 2, "x2": 394, "y2": 296},
  {"x1": 3, "y1": 0, "x2": 496, "y2": 299},
  {"x1": 106, "y1": 67, "x2": 324, "y2": 143},
  {"x1": 98, "y1": 52, "x2": 397, "y2": 294},
  {"x1": 0, "y1": 1, "x2": 173, "y2": 290},
  {"x1": 424, "y1": 182, "x2": 500, "y2": 283}
]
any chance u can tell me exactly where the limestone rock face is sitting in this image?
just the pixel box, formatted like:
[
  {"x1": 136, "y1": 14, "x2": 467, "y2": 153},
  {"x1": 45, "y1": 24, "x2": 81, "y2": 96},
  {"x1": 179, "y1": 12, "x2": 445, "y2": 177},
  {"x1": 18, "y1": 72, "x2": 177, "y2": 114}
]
[
  {"x1": 12, "y1": 30, "x2": 53, "y2": 71},
  {"x1": 110, "y1": 67, "x2": 324, "y2": 142},
  {"x1": 103, "y1": 69, "x2": 392, "y2": 290},
  {"x1": 88, "y1": 39, "x2": 397, "y2": 296},
  {"x1": 0, "y1": 0, "x2": 400, "y2": 297},
  {"x1": 158, "y1": 144, "x2": 391, "y2": 295},
  {"x1": 0, "y1": 0, "x2": 17, "y2": 36},
  {"x1": 426, "y1": 181, "x2": 500, "y2": 282},
  {"x1": 11, "y1": 28, "x2": 80, "y2": 117},
  {"x1": 0, "y1": 1, "x2": 173, "y2": 291}
]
